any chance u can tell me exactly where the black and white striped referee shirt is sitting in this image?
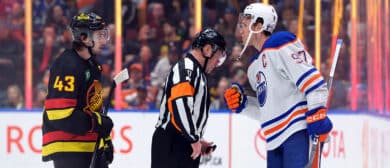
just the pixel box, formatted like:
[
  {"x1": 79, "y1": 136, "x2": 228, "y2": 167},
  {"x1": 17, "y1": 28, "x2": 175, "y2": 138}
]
[{"x1": 155, "y1": 53, "x2": 210, "y2": 143}]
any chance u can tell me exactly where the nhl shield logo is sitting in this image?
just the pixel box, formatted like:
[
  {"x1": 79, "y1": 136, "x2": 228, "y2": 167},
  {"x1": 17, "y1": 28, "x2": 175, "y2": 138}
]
[{"x1": 256, "y1": 71, "x2": 267, "y2": 107}]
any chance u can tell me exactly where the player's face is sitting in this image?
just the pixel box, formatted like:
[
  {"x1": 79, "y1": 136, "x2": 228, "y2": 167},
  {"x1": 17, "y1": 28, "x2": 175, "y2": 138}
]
[
  {"x1": 237, "y1": 18, "x2": 252, "y2": 44},
  {"x1": 92, "y1": 28, "x2": 110, "y2": 54}
]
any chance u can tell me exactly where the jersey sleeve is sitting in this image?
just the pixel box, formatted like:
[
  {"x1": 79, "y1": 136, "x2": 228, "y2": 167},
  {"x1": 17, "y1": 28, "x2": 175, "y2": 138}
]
[
  {"x1": 274, "y1": 40, "x2": 328, "y2": 110},
  {"x1": 167, "y1": 58, "x2": 200, "y2": 143},
  {"x1": 44, "y1": 62, "x2": 94, "y2": 135}
]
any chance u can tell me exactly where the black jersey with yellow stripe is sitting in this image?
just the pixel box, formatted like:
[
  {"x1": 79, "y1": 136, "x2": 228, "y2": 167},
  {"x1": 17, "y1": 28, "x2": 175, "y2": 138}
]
[{"x1": 42, "y1": 49, "x2": 103, "y2": 161}]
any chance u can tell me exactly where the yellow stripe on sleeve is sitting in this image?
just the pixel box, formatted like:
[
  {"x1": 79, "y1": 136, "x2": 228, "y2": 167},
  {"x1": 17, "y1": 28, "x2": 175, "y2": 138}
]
[
  {"x1": 46, "y1": 108, "x2": 75, "y2": 120},
  {"x1": 42, "y1": 141, "x2": 95, "y2": 156}
]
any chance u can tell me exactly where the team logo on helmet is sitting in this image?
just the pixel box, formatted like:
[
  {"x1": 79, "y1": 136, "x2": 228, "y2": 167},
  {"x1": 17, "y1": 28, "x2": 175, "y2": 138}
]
[{"x1": 256, "y1": 71, "x2": 267, "y2": 107}]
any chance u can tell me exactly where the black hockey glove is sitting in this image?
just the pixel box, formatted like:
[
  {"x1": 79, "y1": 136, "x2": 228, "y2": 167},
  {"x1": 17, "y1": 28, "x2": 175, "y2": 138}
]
[
  {"x1": 92, "y1": 112, "x2": 113, "y2": 138},
  {"x1": 100, "y1": 136, "x2": 114, "y2": 164},
  {"x1": 96, "y1": 136, "x2": 114, "y2": 167}
]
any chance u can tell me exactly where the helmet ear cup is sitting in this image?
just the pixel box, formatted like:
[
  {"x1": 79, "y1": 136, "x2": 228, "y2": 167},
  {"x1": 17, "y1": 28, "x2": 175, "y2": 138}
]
[{"x1": 242, "y1": 3, "x2": 278, "y2": 33}]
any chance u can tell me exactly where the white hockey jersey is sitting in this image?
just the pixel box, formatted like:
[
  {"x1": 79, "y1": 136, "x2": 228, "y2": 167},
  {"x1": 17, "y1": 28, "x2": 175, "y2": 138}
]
[{"x1": 243, "y1": 31, "x2": 329, "y2": 150}]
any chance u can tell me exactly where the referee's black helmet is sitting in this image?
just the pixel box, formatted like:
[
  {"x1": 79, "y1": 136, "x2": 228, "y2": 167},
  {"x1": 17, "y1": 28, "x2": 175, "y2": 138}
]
[{"x1": 192, "y1": 28, "x2": 226, "y2": 53}]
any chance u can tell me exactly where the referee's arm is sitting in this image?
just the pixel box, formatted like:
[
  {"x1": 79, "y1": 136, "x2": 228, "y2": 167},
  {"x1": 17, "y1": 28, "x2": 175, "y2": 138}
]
[{"x1": 166, "y1": 61, "x2": 199, "y2": 143}]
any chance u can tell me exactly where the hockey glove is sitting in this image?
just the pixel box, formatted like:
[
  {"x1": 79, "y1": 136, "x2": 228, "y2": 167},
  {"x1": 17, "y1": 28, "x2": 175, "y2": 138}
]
[
  {"x1": 96, "y1": 136, "x2": 114, "y2": 166},
  {"x1": 92, "y1": 112, "x2": 114, "y2": 138},
  {"x1": 224, "y1": 82, "x2": 247, "y2": 113},
  {"x1": 305, "y1": 107, "x2": 333, "y2": 142},
  {"x1": 102, "y1": 136, "x2": 114, "y2": 164}
]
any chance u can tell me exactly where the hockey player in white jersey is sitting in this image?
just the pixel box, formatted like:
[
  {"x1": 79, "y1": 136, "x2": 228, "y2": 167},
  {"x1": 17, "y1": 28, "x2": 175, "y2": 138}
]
[{"x1": 224, "y1": 3, "x2": 333, "y2": 168}]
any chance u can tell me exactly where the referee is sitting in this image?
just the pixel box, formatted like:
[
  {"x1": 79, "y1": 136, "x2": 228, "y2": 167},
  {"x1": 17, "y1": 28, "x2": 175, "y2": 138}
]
[{"x1": 151, "y1": 28, "x2": 227, "y2": 168}]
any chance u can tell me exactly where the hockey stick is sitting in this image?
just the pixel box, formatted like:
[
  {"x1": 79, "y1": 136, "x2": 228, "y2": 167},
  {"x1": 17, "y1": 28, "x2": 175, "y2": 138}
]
[
  {"x1": 305, "y1": 39, "x2": 343, "y2": 168},
  {"x1": 89, "y1": 68, "x2": 129, "y2": 168}
]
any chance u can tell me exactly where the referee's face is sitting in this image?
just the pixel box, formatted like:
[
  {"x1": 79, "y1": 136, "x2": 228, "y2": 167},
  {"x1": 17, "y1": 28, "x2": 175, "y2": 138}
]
[{"x1": 205, "y1": 50, "x2": 226, "y2": 74}]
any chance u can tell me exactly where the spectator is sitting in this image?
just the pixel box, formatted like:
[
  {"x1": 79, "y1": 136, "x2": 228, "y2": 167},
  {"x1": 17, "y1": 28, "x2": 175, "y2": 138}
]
[
  {"x1": 0, "y1": 22, "x2": 24, "y2": 91},
  {"x1": 287, "y1": 18, "x2": 298, "y2": 34},
  {"x1": 62, "y1": 0, "x2": 78, "y2": 19},
  {"x1": 161, "y1": 20, "x2": 180, "y2": 44},
  {"x1": 214, "y1": 6, "x2": 238, "y2": 49},
  {"x1": 125, "y1": 24, "x2": 161, "y2": 62},
  {"x1": 33, "y1": 83, "x2": 47, "y2": 108},
  {"x1": 2, "y1": 84, "x2": 24, "y2": 109},
  {"x1": 150, "y1": 45, "x2": 170, "y2": 90},
  {"x1": 210, "y1": 77, "x2": 229, "y2": 110},
  {"x1": 127, "y1": 86, "x2": 152, "y2": 110},
  {"x1": 150, "y1": 43, "x2": 181, "y2": 107},
  {"x1": 147, "y1": 2, "x2": 166, "y2": 40},
  {"x1": 123, "y1": 0, "x2": 140, "y2": 40},
  {"x1": 121, "y1": 63, "x2": 146, "y2": 108},
  {"x1": 32, "y1": 0, "x2": 65, "y2": 33},
  {"x1": 125, "y1": 63, "x2": 145, "y2": 89},
  {"x1": 33, "y1": 24, "x2": 61, "y2": 76},
  {"x1": 45, "y1": 4, "x2": 68, "y2": 36},
  {"x1": 231, "y1": 66, "x2": 248, "y2": 88},
  {"x1": 138, "y1": 45, "x2": 156, "y2": 84},
  {"x1": 9, "y1": 2, "x2": 25, "y2": 44}
]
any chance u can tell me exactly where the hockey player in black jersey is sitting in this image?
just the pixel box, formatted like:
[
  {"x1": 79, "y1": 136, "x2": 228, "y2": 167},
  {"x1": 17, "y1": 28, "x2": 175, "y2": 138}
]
[{"x1": 42, "y1": 12, "x2": 113, "y2": 168}]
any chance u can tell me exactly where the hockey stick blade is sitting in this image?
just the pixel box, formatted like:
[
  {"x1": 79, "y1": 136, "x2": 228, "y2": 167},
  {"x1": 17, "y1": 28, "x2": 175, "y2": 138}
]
[
  {"x1": 102, "y1": 68, "x2": 129, "y2": 115},
  {"x1": 113, "y1": 68, "x2": 129, "y2": 85}
]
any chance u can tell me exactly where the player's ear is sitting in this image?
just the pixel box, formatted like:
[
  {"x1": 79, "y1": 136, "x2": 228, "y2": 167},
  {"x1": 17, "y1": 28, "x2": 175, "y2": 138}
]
[
  {"x1": 80, "y1": 33, "x2": 92, "y2": 46},
  {"x1": 202, "y1": 44, "x2": 213, "y2": 58},
  {"x1": 252, "y1": 22, "x2": 263, "y2": 31},
  {"x1": 79, "y1": 33, "x2": 88, "y2": 41}
]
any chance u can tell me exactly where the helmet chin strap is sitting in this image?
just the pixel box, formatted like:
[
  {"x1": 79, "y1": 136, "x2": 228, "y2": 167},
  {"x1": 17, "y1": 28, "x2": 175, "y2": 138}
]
[
  {"x1": 87, "y1": 41, "x2": 95, "y2": 56},
  {"x1": 80, "y1": 39, "x2": 95, "y2": 57},
  {"x1": 236, "y1": 22, "x2": 263, "y2": 61},
  {"x1": 200, "y1": 47, "x2": 218, "y2": 72}
]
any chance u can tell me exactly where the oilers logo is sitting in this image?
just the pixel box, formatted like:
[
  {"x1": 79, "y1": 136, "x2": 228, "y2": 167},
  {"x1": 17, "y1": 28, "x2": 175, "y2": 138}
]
[{"x1": 256, "y1": 71, "x2": 267, "y2": 107}]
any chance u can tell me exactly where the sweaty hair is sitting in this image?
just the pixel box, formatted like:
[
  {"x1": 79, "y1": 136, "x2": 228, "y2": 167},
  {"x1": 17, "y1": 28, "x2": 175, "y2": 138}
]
[
  {"x1": 253, "y1": 17, "x2": 272, "y2": 36},
  {"x1": 72, "y1": 33, "x2": 87, "y2": 51}
]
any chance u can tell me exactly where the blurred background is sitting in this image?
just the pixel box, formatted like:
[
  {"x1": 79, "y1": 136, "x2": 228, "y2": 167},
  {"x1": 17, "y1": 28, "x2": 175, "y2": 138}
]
[
  {"x1": 0, "y1": 0, "x2": 388, "y2": 114},
  {"x1": 0, "y1": 0, "x2": 389, "y2": 167}
]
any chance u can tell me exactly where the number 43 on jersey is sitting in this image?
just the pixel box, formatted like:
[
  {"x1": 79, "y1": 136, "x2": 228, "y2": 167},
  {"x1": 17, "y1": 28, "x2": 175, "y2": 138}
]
[{"x1": 53, "y1": 75, "x2": 75, "y2": 92}]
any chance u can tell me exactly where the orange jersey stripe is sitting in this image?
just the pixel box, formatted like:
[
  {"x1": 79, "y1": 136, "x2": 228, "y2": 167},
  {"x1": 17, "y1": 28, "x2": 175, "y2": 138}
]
[
  {"x1": 45, "y1": 98, "x2": 77, "y2": 109},
  {"x1": 300, "y1": 74, "x2": 322, "y2": 93},
  {"x1": 167, "y1": 82, "x2": 195, "y2": 132},
  {"x1": 264, "y1": 108, "x2": 308, "y2": 136}
]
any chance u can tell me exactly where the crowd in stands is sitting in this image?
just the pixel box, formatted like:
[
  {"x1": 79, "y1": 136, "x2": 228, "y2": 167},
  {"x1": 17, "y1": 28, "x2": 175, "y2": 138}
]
[{"x1": 0, "y1": 0, "x2": 360, "y2": 111}]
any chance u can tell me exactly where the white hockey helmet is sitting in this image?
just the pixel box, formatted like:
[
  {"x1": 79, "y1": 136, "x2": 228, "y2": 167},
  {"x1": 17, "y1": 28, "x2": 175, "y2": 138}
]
[{"x1": 241, "y1": 3, "x2": 278, "y2": 33}]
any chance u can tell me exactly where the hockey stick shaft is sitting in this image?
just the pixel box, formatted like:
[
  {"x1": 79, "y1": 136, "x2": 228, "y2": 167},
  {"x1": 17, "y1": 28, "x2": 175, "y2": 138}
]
[
  {"x1": 89, "y1": 82, "x2": 116, "y2": 168},
  {"x1": 90, "y1": 68, "x2": 129, "y2": 168},
  {"x1": 103, "y1": 82, "x2": 116, "y2": 115},
  {"x1": 328, "y1": 39, "x2": 343, "y2": 91},
  {"x1": 306, "y1": 39, "x2": 343, "y2": 168}
]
